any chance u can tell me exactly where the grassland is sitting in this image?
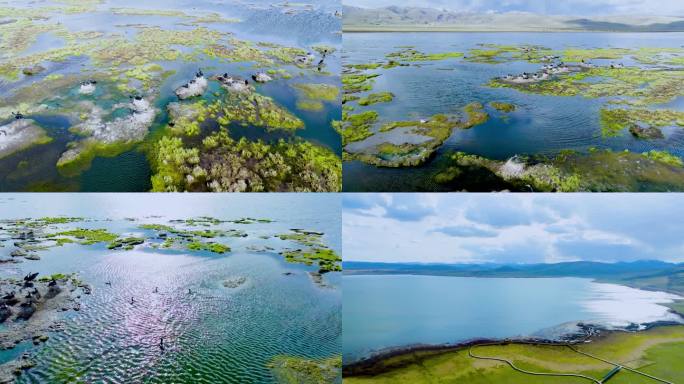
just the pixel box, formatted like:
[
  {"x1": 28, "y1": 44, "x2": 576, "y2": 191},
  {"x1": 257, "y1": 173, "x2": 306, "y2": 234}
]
[{"x1": 344, "y1": 326, "x2": 684, "y2": 384}]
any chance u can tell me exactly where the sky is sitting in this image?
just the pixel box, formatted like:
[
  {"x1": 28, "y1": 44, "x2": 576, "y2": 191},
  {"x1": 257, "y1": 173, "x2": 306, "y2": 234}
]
[
  {"x1": 343, "y1": 194, "x2": 684, "y2": 264},
  {"x1": 343, "y1": 0, "x2": 684, "y2": 17}
]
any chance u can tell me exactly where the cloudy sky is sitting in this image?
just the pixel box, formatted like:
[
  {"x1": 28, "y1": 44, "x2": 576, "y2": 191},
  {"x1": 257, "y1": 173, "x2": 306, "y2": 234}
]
[
  {"x1": 343, "y1": 0, "x2": 684, "y2": 17},
  {"x1": 343, "y1": 194, "x2": 684, "y2": 264}
]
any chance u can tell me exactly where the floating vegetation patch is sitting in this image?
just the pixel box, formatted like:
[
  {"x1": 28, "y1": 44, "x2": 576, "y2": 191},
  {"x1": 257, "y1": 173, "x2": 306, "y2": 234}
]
[
  {"x1": 107, "y1": 237, "x2": 145, "y2": 250},
  {"x1": 277, "y1": 229, "x2": 341, "y2": 273},
  {"x1": 345, "y1": 104, "x2": 488, "y2": 168},
  {"x1": 293, "y1": 83, "x2": 340, "y2": 112},
  {"x1": 489, "y1": 101, "x2": 516, "y2": 113},
  {"x1": 150, "y1": 130, "x2": 341, "y2": 192},
  {"x1": 293, "y1": 83, "x2": 340, "y2": 102},
  {"x1": 186, "y1": 240, "x2": 230, "y2": 254},
  {"x1": 46, "y1": 228, "x2": 119, "y2": 245},
  {"x1": 387, "y1": 48, "x2": 464, "y2": 62},
  {"x1": 268, "y1": 355, "x2": 342, "y2": 384},
  {"x1": 484, "y1": 49, "x2": 684, "y2": 140},
  {"x1": 433, "y1": 148, "x2": 684, "y2": 192},
  {"x1": 339, "y1": 111, "x2": 378, "y2": 145},
  {"x1": 600, "y1": 108, "x2": 684, "y2": 137},
  {"x1": 342, "y1": 73, "x2": 380, "y2": 95},
  {"x1": 358, "y1": 92, "x2": 394, "y2": 106},
  {"x1": 1, "y1": 216, "x2": 341, "y2": 275},
  {"x1": 465, "y1": 44, "x2": 555, "y2": 64}
]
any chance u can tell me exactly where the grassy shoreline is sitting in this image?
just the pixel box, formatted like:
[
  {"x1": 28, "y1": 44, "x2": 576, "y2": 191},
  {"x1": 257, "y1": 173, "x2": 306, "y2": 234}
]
[{"x1": 344, "y1": 324, "x2": 684, "y2": 382}]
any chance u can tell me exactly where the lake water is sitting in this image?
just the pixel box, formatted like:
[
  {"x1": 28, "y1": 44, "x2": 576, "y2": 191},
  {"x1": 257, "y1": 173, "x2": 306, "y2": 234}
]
[
  {"x1": 343, "y1": 32, "x2": 684, "y2": 191},
  {"x1": 0, "y1": 0, "x2": 341, "y2": 191},
  {"x1": 342, "y1": 274, "x2": 682, "y2": 363},
  {"x1": 0, "y1": 194, "x2": 341, "y2": 383}
]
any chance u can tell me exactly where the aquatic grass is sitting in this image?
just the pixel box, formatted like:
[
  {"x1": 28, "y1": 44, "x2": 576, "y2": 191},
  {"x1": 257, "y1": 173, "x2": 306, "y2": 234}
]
[
  {"x1": 268, "y1": 355, "x2": 341, "y2": 384},
  {"x1": 56, "y1": 140, "x2": 139, "y2": 177},
  {"x1": 293, "y1": 83, "x2": 340, "y2": 102},
  {"x1": 343, "y1": 73, "x2": 380, "y2": 94},
  {"x1": 563, "y1": 47, "x2": 631, "y2": 62},
  {"x1": 149, "y1": 136, "x2": 200, "y2": 192},
  {"x1": 150, "y1": 130, "x2": 341, "y2": 192},
  {"x1": 358, "y1": 92, "x2": 395, "y2": 106},
  {"x1": 643, "y1": 150, "x2": 684, "y2": 167},
  {"x1": 489, "y1": 102, "x2": 516, "y2": 112},
  {"x1": 107, "y1": 237, "x2": 145, "y2": 250},
  {"x1": 462, "y1": 102, "x2": 489, "y2": 127},
  {"x1": 47, "y1": 228, "x2": 118, "y2": 245},
  {"x1": 432, "y1": 147, "x2": 684, "y2": 192},
  {"x1": 464, "y1": 44, "x2": 555, "y2": 64},
  {"x1": 348, "y1": 107, "x2": 484, "y2": 168},
  {"x1": 216, "y1": 92, "x2": 305, "y2": 132},
  {"x1": 346, "y1": 63, "x2": 382, "y2": 71},
  {"x1": 186, "y1": 241, "x2": 230, "y2": 254},
  {"x1": 297, "y1": 100, "x2": 324, "y2": 111},
  {"x1": 294, "y1": 83, "x2": 339, "y2": 111},
  {"x1": 340, "y1": 111, "x2": 378, "y2": 145},
  {"x1": 230, "y1": 218, "x2": 273, "y2": 224},
  {"x1": 600, "y1": 108, "x2": 684, "y2": 137},
  {"x1": 277, "y1": 230, "x2": 325, "y2": 247},
  {"x1": 280, "y1": 248, "x2": 342, "y2": 273},
  {"x1": 311, "y1": 45, "x2": 336, "y2": 56},
  {"x1": 387, "y1": 48, "x2": 463, "y2": 62}
]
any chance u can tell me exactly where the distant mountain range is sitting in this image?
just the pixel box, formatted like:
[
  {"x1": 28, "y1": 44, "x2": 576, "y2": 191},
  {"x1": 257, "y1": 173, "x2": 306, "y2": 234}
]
[
  {"x1": 343, "y1": 5, "x2": 684, "y2": 32},
  {"x1": 344, "y1": 260, "x2": 684, "y2": 296}
]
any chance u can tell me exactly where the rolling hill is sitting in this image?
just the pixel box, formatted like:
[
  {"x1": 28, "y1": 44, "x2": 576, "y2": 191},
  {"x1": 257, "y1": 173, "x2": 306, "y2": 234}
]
[{"x1": 343, "y1": 5, "x2": 684, "y2": 32}]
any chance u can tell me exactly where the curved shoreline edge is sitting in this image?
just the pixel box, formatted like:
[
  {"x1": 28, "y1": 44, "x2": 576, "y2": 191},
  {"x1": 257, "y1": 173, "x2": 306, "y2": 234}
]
[{"x1": 342, "y1": 320, "x2": 684, "y2": 377}]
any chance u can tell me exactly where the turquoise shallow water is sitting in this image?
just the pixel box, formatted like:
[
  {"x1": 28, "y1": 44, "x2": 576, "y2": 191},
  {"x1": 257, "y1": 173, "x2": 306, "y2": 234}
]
[
  {"x1": 342, "y1": 274, "x2": 681, "y2": 363},
  {"x1": 0, "y1": 194, "x2": 341, "y2": 383},
  {"x1": 343, "y1": 32, "x2": 684, "y2": 191}
]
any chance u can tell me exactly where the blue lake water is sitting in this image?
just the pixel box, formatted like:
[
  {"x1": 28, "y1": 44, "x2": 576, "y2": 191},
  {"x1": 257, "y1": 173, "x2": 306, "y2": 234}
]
[
  {"x1": 0, "y1": 194, "x2": 341, "y2": 383},
  {"x1": 343, "y1": 32, "x2": 684, "y2": 191},
  {"x1": 342, "y1": 274, "x2": 682, "y2": 363}
]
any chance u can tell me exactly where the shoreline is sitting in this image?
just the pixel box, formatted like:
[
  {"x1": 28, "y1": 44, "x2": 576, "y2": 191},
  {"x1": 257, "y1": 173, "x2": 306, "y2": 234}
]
[
  {"x1": 342, "y1": 27, "x2": 684, "y2": 33},
  {"x1": 342, "y1": 320, "x2": 684, "y2": 377},
  {"x1": 344, "y1": 271, "x2": 684, "y2": 303}
]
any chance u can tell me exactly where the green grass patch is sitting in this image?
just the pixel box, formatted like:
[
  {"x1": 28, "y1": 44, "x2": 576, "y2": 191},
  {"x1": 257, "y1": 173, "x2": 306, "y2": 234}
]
[
  {"x1": 186, "y1": 241, "x2": 230, "y2": 254},
  {"x1": 358, "y1": 92, "x2": 395, "y2": 106}
]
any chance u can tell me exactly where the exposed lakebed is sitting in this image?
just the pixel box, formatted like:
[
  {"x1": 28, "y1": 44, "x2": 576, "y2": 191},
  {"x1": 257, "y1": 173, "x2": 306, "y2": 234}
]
[{"x1": 342, "y1": 275, "x2": 682, "y2": 364}]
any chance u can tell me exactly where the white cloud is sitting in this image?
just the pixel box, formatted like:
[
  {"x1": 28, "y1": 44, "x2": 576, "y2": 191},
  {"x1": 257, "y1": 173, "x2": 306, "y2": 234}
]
[{"x1": 343, "y1": 194, "x2": 683, "y2": 264}]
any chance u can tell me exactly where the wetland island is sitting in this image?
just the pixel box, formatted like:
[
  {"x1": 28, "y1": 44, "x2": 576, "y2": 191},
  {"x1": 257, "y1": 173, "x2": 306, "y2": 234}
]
[
  {"x1": 342, "y1": 4, "x2": 684, "y2": 191},
  {"x1": 0, "y1": 194, "x2": 341, "y2": 383},
  {"x1": 0, "y1": 0, "x2": 342, "y2": 192}
]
